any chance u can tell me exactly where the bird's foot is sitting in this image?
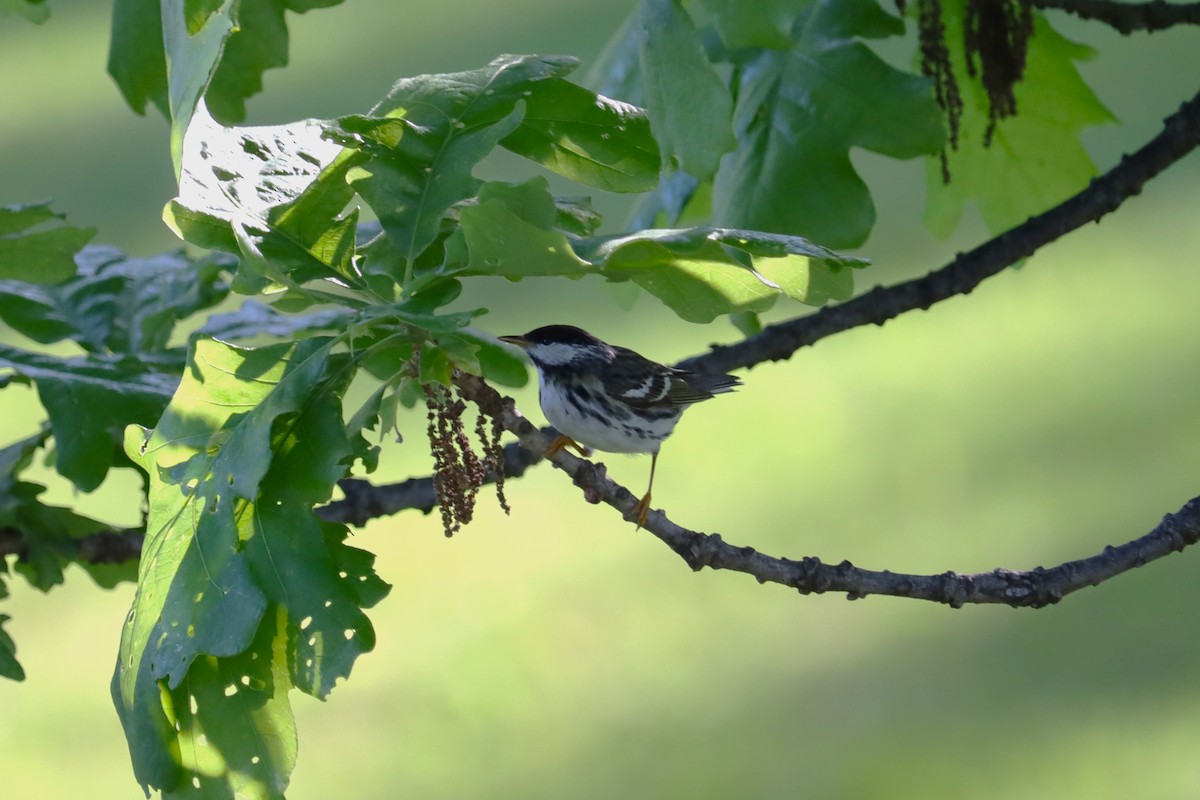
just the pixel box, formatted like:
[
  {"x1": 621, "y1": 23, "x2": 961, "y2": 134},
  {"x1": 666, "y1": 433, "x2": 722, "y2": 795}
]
[
  {"x1": 633, "y1": 491, "x2": 651, "y2": 530},
  {"x1": 544, "y1": 434, "x2": 591, "y2": 459}
]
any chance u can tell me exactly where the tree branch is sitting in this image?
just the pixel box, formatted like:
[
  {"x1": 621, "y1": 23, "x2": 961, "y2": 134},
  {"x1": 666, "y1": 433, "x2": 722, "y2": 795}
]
[
  {"x1": 7, "y1": 73, "x2": 1200, "y2": 599},
  {"x1": 318, "y1": 440, "x2": 544, "y2": 527},
  {"x1": 452, "y1": 372, "x2": 1200, "y2": 608},
  {"x1": 1032, "y1": 0, "x2": 1200, "y2": 33},
  {"x1": 678, "y1": 87, "x2": 1200, "y2": 375},
  {"x1": 0, "y1": 440, "x2": 547, "y2": 566}
]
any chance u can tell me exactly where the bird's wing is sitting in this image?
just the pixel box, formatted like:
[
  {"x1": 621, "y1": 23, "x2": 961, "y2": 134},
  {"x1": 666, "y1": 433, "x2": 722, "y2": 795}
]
[
  {"x1": 603, "y1": 347, "x2": 674, "y2": 408},
  {"x1": 606, "y1": 347, "x2": 741, "y2": 408}
]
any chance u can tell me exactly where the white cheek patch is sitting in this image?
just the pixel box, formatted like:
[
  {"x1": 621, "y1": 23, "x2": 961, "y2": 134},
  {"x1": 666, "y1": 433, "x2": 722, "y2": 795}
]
[{"x1": 528, "y1": 342, "x2": 580, "y2": 366}]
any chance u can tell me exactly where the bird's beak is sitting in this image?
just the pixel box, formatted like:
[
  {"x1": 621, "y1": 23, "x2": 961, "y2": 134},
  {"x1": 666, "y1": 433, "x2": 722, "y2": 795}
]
[{"x1": 498, "y1": 335, "x2": 530, "y2": 350}]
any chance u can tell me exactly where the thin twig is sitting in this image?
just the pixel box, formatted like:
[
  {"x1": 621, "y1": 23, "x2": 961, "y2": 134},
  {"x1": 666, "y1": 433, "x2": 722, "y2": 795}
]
[{"x1": 1032, "y1": 0, "x2": 1200, "y2": 34}]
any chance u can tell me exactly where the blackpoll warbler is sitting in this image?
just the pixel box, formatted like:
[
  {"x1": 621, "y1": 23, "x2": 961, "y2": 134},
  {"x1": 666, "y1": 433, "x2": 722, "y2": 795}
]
[{"x1": 499, "y1": 325, "x2": 740, "y2": 528}]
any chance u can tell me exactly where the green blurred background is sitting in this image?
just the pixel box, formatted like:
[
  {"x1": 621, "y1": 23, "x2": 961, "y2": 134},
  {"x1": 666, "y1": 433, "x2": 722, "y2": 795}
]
[{"x1": 3, "y1": 1, "x2": 1200, "y2": 797}]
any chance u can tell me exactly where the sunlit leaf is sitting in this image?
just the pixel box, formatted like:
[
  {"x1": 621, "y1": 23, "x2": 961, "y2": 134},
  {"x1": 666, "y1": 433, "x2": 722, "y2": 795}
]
[
  {"x1": 112, "y1": 332, "x2": 387, "y2": 795},
  {"x1": 158, "y1": 607, "x2": 297, "y2": 797},
  {"x1": 109, "y1": 0, "x2": 346, "y2": 166},
  {"x1": 165, "y1": 105, "x2": 361, "y2": 290},
  {"x1": 578, "y1": 227, "x2": 865, "y2": 322}
]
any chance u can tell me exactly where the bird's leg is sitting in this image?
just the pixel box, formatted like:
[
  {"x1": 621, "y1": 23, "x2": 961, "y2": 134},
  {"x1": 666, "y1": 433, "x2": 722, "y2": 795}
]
[
  {"x1": 634, "y1": 451, "x2": 658, "y2": 530},
  {"x1": 544, "y1": 434, "x2": 591, "y2": 459}
]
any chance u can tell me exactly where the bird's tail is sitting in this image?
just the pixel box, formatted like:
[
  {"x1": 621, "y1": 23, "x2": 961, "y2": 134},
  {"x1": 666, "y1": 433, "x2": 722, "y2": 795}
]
[{"x1": 672, "y1": 370, "x2": 741, "y2": 404}]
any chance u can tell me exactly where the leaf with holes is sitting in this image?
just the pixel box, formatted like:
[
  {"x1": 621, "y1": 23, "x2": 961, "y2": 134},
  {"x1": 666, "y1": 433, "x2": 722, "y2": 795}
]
[
  {"x1": 165, "y1": 105, "x2": 363, "y2": 293},
  {"x1": 149, "y1": 606, "x2": 297, "y2": 798},
  {"x1": 108, "y1": 0, "x2": 346, "y2": 165},
  {"x1": 113, "y1": 336, "x2": 342, "y2": 795},
  {"x1": 243, "y1": 366, "x2": 387, "y2": 698}
]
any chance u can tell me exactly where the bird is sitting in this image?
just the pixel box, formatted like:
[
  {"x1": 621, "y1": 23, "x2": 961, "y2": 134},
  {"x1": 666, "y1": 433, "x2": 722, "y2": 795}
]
[{"x1": 498, "y1": 324, "x2": 740, "y2": 528}]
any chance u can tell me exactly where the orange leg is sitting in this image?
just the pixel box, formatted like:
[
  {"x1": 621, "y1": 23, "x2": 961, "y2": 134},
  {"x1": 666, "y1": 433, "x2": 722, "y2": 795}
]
[
  {"x1": 544, "y1": 434, "x2": 591, "y2": 459},
  {"x1": 633, "y1": 451, "x2": 658, "y2": 530}
]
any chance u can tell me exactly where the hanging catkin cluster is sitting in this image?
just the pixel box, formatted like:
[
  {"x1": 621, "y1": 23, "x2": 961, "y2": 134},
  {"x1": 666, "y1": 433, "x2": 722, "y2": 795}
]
[
  {"x1": 907, "y1": 0, "x2": 1034, "y2": 181},
  {"x1": 423, "y1": 382, "x2": 509, "y2": 536}
]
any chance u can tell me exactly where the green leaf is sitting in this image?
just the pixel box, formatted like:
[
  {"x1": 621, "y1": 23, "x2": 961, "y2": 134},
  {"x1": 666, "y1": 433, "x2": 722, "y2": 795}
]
[
  {"x1": 196, "y1": 300, "x2": 351, "y2": 342},
  {"x1": 114, "y1": 336, "x2": 359, "y2": 796},
  {"x1": 152, "y1": 606, "x2": 297, "y2": 798},
  {"x1": 0, "y1": 615, "x2": 23, "y2": 681},
  {"x1": 457, "y1": 180, "x2": 590, "y2": 278},
  {"x1": 0, "y1": 201, "x2": 62, "y2": 235},
  {"x1": 205, "y1": 0, "x2": 346, "y2": 124},
  {"x1": 0, "y1": 202, "x2": 95, "y2": 284},
  {"x1": 697, "y1": 0, "x2": 802, "y2": 49},
  {"x1": 0, "y1": 430, "x2": 130, "y2": 594},
  {"x1": 713, "y1": 0, "x2": 945, "y2": 248},
  {"x1": 499, "y1": 78, "x2": 660, "y2": 192},
  {"x1": 575, "y1": 227, "x2": 867, "y2": 322},
  {"x1": 0, "y1": 0, "x2": 49, "y2": 23},
  {"x1": 244, "y1": 367, "x2": 384, "y2": 698},
  {"x1": 730, "y1": 311, "x2": 763, "y2": 337},
  {"x1": 108, "y1": 0, "x2": 168, "y2": 117},
  {"x1": 447, "y1": 175, "x2": 865, "y2": 323},
  {"x1": 0, "y1": 244, "x2": 231, "y2": 354},
  {"x1": 338, "y1": 55, "x2": 583, "y2": 276},
  {"x1": 454, "y1": 329, "x2": 530, "y2": 388},
  {"x1": 0, "y1": 346, "x2": 178, "y2": 491},
  {"x1": 587, "y1": 8, "x2": 645, "y2": 109},
  {"x1": 343, "y1": 103, "x2": 524, "y2": 272},
  {"x1": 638, "y1": 0, "x2": 736, "y2": 179},
  {"x1": 924, "y1": 10, "x2": 1115, "y2": 237},
  {"x1": 109, "y1": 0, "x2": 345, "y2": 165},
  {"x1": 418, "y1": 344, "x2": 453, "y2": 386},
  {"x1": 166, "y1": 106, "x2": 362, "y2": 290},
  {"x1": 159, "y1": 0, "x2": 238, "y2": 168}
]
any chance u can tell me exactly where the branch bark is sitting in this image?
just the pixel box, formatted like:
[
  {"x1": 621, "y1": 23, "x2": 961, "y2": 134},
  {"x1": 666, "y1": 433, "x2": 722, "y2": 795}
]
[
  {"x1": 452, "y1": 373, "x2": 1200, "y2": 608},
  {"x1": 1032, "y1": 0, "x2": 1200, "y2": 34},
  {"x1": 678, "y1": 87, "x2": 1200, "y2": 375},
  {"x1": 0, "y1": 440, "x2": 546, "y2": 565}
]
